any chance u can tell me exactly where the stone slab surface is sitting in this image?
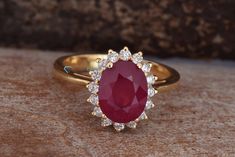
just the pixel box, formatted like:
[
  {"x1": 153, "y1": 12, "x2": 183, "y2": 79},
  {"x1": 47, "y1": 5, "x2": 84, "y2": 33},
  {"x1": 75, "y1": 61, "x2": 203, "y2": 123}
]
[{"x1": 0, "y1": 48, "x2": 235, "y2": 157}]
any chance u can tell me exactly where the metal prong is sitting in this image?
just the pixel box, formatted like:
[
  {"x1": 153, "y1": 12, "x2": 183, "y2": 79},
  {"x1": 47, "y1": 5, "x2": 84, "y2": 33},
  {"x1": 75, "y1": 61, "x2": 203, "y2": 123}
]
[
  {"x1": 108, "y1": 49, "x2": 113, "y2": 54},
  {"x1": 138, "y1": 51, "x2": 143, "y2": 56},
  {"x1": 89, "y1": 71, "x2": 93, "y2": 75},
  {"x1": 96, "y1": 58, "x2": 101, "y2": 63},
  {"x1": 107, "y1": 62, "x2": 113, "y2": 68},
  {"x1": 124, "y1": 46, "x2": 129, "y2": 51},
  {"x1": 154, "y1": 76, "x2": 158, "y2": 81},
  {"x1": 155, "y1": 89, "x2": 158, "y2": 94},
  {"x1": 101, "y1": 114, "x2": 107, "y2": 118},
  {"x1": 137, "y1": 63, "x2": 142, "y2": 69}
]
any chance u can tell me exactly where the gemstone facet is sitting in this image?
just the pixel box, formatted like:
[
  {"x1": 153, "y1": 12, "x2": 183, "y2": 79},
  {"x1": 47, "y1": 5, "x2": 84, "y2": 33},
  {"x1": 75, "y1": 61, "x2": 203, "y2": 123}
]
[{"x1": 98, "y1": 60, "x2": 148, "y2": 123}]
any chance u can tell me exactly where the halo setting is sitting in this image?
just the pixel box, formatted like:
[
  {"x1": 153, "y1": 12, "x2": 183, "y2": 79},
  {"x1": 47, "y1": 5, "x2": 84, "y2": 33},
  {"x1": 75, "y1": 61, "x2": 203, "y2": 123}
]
[{"x1": 87, "y1": 47, "x2": 158, "y2": 131}]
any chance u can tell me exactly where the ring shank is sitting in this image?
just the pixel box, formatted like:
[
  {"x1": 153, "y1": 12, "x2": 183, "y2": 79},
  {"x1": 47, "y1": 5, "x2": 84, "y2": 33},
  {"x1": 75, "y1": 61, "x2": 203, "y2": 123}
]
[{"x1": 53, "y1": 54, "x2": 180, "y2": 92}]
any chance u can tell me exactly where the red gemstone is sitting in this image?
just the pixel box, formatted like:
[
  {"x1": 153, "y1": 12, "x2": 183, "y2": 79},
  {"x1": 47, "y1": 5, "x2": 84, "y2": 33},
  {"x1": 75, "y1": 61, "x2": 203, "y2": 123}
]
[{"x1": 98, "y1": 60, "x2": 148, "y2": 123}]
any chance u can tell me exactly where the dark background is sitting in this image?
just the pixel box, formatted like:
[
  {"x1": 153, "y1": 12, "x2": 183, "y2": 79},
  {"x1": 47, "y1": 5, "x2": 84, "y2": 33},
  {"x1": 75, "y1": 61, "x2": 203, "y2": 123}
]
[{"x1": 0, "y1": 0, "x2": 234, "y2": 59}]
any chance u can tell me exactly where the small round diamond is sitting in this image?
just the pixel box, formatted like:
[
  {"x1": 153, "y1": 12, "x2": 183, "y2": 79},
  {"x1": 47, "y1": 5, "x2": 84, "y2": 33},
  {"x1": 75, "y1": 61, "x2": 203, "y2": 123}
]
[
  {"x1": 148, "y1": 86, "x2": 156, "y2": 97},
  {"x1": 98, "y1": 59, "x2": 107, "y2": 70},
  {"x1": 147, "y1": 74, "x2": 155, "y2": 84},
  {"x1": 142, "y1": 63, "x2": 151, "y2": 72},
  {"x1": 88, "y1": 94, "x2": 98, "y2": 105},
  {"x1": 120, "y1": 49, "x2": 131, "y2": 61},
  {"x1": 108, "y1": 51, "x2": 119, "y2": 63},
  {"x1": 87, "y1": 82, "x2": 99, "y2": 94},
  {"x1": 113, "y1": 123, "x2": 125, "y2": 131},
  {"x1": 92, "y1": 107, "x2": 103, "y2": 117},
  {"x1": 90, "y1": 70, "x2": 101, "y2": 81},
  {"x1": 101, "y1": 118, "x2": 112, "y2": 127},
  {"x1": 145, "y1": 99, "x2": 154, "y2": 110},
  {"x1": 139, "y1": 112, "x2": 148, "y2": 120},
  {"x1": 126, "y1": 121, "x2": 137, "y2": 128},
  {"x1": 132, "y1": 52, "x2": 143, "y2": 64}
]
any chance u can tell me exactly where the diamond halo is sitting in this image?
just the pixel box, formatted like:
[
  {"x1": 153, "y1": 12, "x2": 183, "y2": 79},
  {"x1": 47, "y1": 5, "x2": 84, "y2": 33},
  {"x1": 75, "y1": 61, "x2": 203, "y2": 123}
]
[{"x1": 87, "y1": 47, "x2": 158, "y2": 131}]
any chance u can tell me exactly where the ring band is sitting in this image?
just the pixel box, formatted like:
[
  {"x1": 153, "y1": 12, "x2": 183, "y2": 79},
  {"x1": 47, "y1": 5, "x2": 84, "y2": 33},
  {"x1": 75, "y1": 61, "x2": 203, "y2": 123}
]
[
  {"x1": 53, "y1": 47, "x2": 180, "y2": 131},
  {"x1": 53, "y1": 54, "x2": 180, "y2": 92}
]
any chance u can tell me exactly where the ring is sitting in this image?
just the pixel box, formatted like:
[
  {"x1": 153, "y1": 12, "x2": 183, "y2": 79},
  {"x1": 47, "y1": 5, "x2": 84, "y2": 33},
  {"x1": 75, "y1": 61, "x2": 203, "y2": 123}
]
[{"x1": 53, "y1": 47, "x2": 180, "y2": 131}]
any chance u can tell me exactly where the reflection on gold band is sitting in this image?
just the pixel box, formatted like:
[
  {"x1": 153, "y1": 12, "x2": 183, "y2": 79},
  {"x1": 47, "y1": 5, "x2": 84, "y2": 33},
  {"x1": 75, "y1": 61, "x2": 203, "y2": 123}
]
[{"x1": 53, "y1": 54, "x2": 180, "y2": 92}]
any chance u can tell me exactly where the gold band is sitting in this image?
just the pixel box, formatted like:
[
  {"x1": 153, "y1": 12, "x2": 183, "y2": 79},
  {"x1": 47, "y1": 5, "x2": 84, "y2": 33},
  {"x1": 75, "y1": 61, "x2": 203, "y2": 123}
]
[{"x1": 53, "y1": 54, "x2": 180, "y2": 92}]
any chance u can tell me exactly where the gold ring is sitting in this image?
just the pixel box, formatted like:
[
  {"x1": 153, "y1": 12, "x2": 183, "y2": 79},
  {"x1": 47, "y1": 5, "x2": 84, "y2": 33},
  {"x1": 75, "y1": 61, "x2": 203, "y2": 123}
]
[{"x1": 53, "y1": 47, "x2": 180, "y2": 131}]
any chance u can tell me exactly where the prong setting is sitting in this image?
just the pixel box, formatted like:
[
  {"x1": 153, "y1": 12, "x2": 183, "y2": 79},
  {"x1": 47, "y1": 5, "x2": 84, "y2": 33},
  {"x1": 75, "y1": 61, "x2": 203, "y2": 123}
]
[{"x1": 87, "y1": 47, "x2": 158, "y2": 131}]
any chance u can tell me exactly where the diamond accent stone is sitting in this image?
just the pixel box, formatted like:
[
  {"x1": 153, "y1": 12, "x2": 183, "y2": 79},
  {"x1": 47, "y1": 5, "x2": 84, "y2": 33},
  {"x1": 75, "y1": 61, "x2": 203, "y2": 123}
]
[
  {"x1": 92, "y1": 107, "x2": 103, "y2": 117},
  {"x1": 90, "y1": 70, "x2": 101, "y2": 81},
  {"x1": 145, "y1": 99, "x2": 154, "y2": 110},
  {"x1": 98, "y1": 59, "x2": 107, "y2": 70},
  {"x1": 139, "y1": 112, "x2": 148, "y2": 120},
  {"x1": 113, "y1": 123, "x2": 125, "y2": 131},
  {"x1": 101, "y1": 118, "x2": 112, "y2": 127},
  {"x1": 108, "y1": 51, "x2": 119, "y2": 63},
  {"x1": 126, "y1": 121, "x2": 137, "y2": 128},
  {"x1": 87, "y1": 82, "x2": 99, "y2": 94},
  {"x1": 88, "y1": 94, "x2": 98, "y2": 105},
  {"x1": 148, "y1": 86, "x2": 156, "y2": 97},
  {"x1": 142, "y1": 63, "x2": 151, "y2": 72},
  {"x1": 147, "y1": 74, "x2": 155, "y2": 84},
  {"x1": 132, "y1": 53, "x2": 143, "y2": 64},
  {"x1": 120, "y1": 49, "x2": 131, "y2": 61}
]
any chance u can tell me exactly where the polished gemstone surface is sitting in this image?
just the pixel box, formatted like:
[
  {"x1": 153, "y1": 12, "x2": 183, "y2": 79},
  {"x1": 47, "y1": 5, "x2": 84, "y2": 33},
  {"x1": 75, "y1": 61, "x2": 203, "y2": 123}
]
[{"x1": 98, "y1": 60, "x2": 148, "y2": 123}]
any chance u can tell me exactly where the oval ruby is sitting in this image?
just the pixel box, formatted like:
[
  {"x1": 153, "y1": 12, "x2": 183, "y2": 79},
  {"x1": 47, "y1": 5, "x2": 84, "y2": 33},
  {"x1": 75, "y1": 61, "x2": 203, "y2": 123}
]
[{"x1": 98, "y1": 60, "x2": 148, "y2": 123}]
